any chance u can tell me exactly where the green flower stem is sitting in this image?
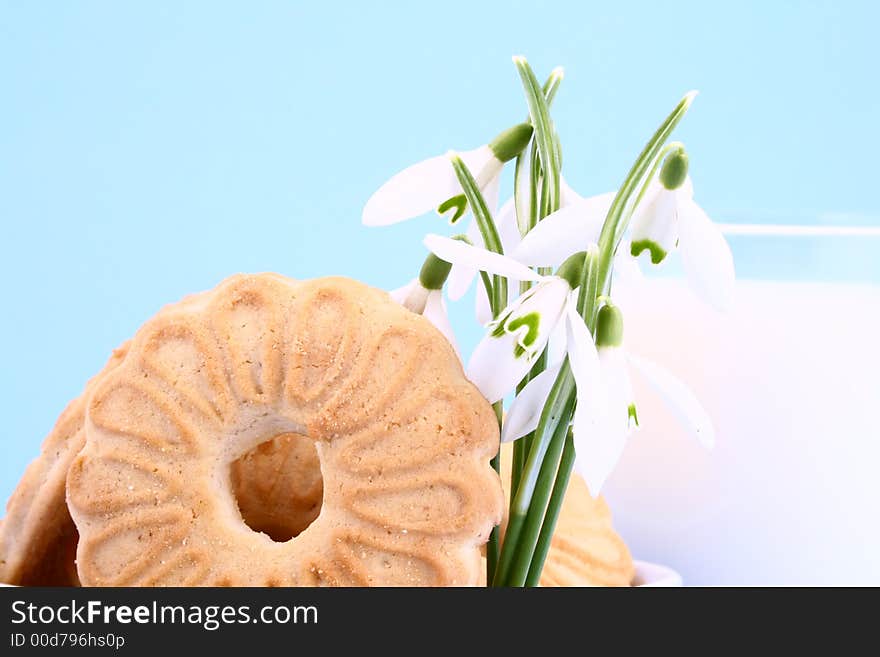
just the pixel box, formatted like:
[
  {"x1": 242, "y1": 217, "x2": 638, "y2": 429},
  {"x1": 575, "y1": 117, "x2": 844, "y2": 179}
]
[
  {"x1": 597, "y1": 93, "x2": 696, "y2": 295},
  {"x1": 514, "y1": 69, "x2": 563, "y2": 238},
  {"x1": 449, "y1": 154, "x2": 507, "y2": 315},
  {"x1": 511, "y1": 347, "x2": 548, "y2": 501},
  {"x1": 509, "y1": 66, "x2": 559, "y2": 498},
  {"x1": 513, "y1": 150, "x2": 530, "y2": 237},
  {"x1": 504, "y1": 254, "x2": 592, "y2": 587},
  {"x1": 542, "y1": 67, "x2": 564, "y2": 106},
  {"x1": 525, "y1": 429, "x2": 575, "y2": 586},
  {"x1": 499, "y1": 92, "x2": 696, "y2": 586},
  {"x1": 514, "y1": 57, "x2": 560, "y2": 218},
  {"x1": 506, "y1": 406, "x2": 571, "y2": 586},
  {"x1": 525, "y1": 95, "x2": 695, "y2": 585},
  {"x1": 487, "y1": 399, "x2": 503, "y2": 583},
  {"x1": 509, "y1": 68, "x2": 564, "y2": 505},
  {"x1": 448, "y1": 152, "x2": 508, "y2": 586},
  {"x1": 616, "y1": 140, "x2": 685, "y2": 246},
  {"x1": 528, "y1": 140, "x2": 541, "y2": 229},
  {"x1": 493, "y1": 360, "x2": 576, "y2": 586}
]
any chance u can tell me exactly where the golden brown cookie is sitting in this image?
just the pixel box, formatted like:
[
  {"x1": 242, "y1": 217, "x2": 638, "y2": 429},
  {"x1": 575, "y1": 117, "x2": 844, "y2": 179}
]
[
  {"x1": 2, "y1": 420, "x2": 322, "y2": 583},
  {"x1": 67, "y1": 274, "x2": 503, "y2": 586},
  {"x1": 0, "y1": 344, "x2": 129, "y2": 586},
  {"x1": 482, "y1": 444, "x2": 634, "y2": 587}
]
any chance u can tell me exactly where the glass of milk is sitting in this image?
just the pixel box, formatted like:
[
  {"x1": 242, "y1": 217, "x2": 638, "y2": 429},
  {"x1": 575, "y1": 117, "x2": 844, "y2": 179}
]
[{"x1": 602, "y1": 218, "x2": 880, "y2": 585}]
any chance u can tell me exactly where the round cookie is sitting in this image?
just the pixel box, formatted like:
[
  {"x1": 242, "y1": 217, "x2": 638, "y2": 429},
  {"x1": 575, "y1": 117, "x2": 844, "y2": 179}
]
[
  {"x1": 0, "y1": 344, "x2": 129, "y2": 586},
  {"x1": 67, "y1": 274, "x2": 503, "y2": 586},
  {"x1": 2, "y1": 418, "x2": 323, "y2": 583}
]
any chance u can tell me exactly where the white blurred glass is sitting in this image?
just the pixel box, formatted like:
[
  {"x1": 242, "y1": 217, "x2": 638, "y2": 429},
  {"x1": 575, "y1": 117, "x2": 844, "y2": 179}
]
[{"x1": 603, "y1": 216, "x2": 880, "y2": 585}]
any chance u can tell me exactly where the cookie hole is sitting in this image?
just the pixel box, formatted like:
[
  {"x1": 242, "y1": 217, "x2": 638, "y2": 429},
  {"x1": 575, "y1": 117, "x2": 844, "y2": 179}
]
[{"x1": 230, "y1": 432, "x2": 323, "y2": 542}]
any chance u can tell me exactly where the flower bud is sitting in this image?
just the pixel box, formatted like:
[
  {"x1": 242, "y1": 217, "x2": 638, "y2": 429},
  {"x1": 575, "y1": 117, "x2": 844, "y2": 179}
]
[
  {"x1": 659, "y1": 148, "x2": 689, "y2": 191},
  {"x1": 489, "y1": 122, "x2": 534, "y2": 163},
  {"x1": 418, "y1": 253, "x2": 453, "y2": 290},
  {"x1": 555, "y1": 251, "x2": 587, "y2": 290},
  {"x1": 595, "y1": 303, "x2": 624, "y2": 349}
]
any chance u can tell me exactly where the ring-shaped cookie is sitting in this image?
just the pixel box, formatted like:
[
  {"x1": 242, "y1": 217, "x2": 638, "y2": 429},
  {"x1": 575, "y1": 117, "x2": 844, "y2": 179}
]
[{"x1": 67, "y1": 274, "x2": 502, "y2": 586}]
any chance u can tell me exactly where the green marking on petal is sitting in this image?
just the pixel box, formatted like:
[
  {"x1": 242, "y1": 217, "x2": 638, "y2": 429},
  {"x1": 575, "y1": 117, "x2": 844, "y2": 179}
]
[
  {"x1": 437, "y1": 194, "x2": 468, "y2": 224},
  {"x1": 489, "y1": 122, "x2": 534, "y2": 163},
  {"x1": 630, "y1": 239, "x2": 667, "y2": 265},
  {"x1": 507, "y1": 311, "x2": 541, "y2": 359},
  {"x1": 628, "y1": 403, "x2": 639, "y2": 427}
]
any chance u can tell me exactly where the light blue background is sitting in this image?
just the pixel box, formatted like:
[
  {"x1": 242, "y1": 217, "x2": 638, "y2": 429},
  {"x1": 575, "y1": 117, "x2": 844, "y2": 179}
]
[{"x1": 2, "y1": 1, "x2": 878, "y2": 565}]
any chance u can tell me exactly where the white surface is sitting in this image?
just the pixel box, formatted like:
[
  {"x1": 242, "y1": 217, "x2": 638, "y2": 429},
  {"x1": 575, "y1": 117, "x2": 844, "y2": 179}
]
[
  {"x1": 633, "y1": 560, "x2": 683, "y2": 587},
  {"x1": 604, "y1": 278, "x2": 880, "y2": 585}
]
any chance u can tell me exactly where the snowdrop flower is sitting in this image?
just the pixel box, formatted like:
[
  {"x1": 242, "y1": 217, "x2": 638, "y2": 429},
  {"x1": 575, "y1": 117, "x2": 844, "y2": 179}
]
[
  {"x1": 629, "y1": 149, "x2": 735, "y2": 310},
  {"x1": 362, "y1": 123, "x2": 533, "y2": 227},
  {"x1": 511, "y1": 189, "x2": 644, "y2": 298},
  {"x1": 505, "y1": 301, "x2": 715, "y2": 494},
  {"x1": 423, "y1": 235, "x2": 604, "y2": 421},
  {"x1": 512, "y1": 149, "x2": 735, "y2": 312},
  {"x1": 511, "y1": 189, "x2": 616, "y2": 265},
  {"x1": 461, "y1": 178, "x2": 600, "y2": 323},
  {"x1": 388, "y1": 251, "x2": 458, "y2": 355},
  {"x1": 452, "y1": 196, "x2": 522, "y2": 326}
]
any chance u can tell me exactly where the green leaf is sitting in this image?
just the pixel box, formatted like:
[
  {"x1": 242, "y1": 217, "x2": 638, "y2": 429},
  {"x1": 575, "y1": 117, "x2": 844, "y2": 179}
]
[{"x1": 513, "y1": 56, "x2": 561, "y2": 216}]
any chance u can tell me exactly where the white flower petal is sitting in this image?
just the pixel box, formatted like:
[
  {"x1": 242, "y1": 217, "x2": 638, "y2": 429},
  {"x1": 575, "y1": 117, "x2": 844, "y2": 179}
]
[
  {"x1": 677, "y1": 198, "x2": 736, "y2": 312},
  {"x1": 461, "y1": 145, "x2": 499, "y2": 187},
  {"x1": 627, "y1": 352, "x2": 716, "y2": 448},
  {"x1": 564, "y1": 303, "x2": 607, "y2": 440},
  {"x1": 423, "y1": 234, "x2": 542, "y2": 282},
  {"x1": 389, "y1": 278, "x2": 430, "y2": 314},
  {"x1": 598, "y1": 347, "x2": 637, "y2": 434},
  {"x1": 609, "y1": 252, "x2": 644, "y2": 299},
  {"x1": 511, "y1": 192, "x2": 614, "y2": 267},
  {"x1": 474, "y1": 277, "x2": 493, "y2": 325},
  {"x1": 388, "y1": 279, "x2": 418, "y2": 305},
  {"x1": 362, "y1": 155, "x2": 460, "y2": 226},
  {"x1": 480, "y1": 169, "x2": 501, "y2": 217},
  {"x1": 445, "y1": 220, "x2": 481, "y2": 301},
  {"x1": 467, "y1": 279, "x2": 569, "y2": 403},
  {"x1": 680, "y1": 174, "x2": 694, "y2": 199},
  {"x1": 423, "y1": 290, "x2": 459, "y2": 357},
  {"x1": 495, "y1": 197, "x2": 523, "y2": 254},
  {"x1": 501, "y1": 278, "x2": 570, "y2": 354},
  {"x1": 514, "y1": 157, "x2": 533, "y2": 237},
  {"x1": 466, "y1": 331, "x2": 533, "y2": 404},
  {"x1": 564, "y1": 303, "x2": 618, "y2": 495},
  {"x1": 560, "y1": 177, "x2": 586, "y2": 206},
  {"x1": 572, "y1": 407, "x2": 628, "y2": 497},
  {"x1": 629, "y1": 183, "x2": 679, "y2": 262},
  {"x1": 500, "y1": 361, "x2": 564, "y2": 443},
  {"x1": 546, "y1": 288, "x2": 576, "y2": 363},
  {"x1": 447, "y1": 263, "x2": 477, "y2": 301}
]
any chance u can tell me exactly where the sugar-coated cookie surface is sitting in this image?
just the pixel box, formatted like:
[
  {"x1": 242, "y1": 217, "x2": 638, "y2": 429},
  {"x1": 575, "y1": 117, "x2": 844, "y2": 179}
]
[{"x1": 67, "y1": 274, "x2": 503, "y2": 586}]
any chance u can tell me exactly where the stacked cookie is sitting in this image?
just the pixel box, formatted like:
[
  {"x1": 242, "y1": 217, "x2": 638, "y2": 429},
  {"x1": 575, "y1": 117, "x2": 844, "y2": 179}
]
[{"x1": 0, "y1": 273, "x2": 632, "y2": 587}]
